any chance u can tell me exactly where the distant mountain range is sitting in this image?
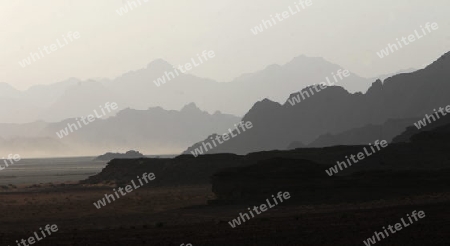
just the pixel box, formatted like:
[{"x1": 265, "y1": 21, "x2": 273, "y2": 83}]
[
  {"x1": 2, "y1": 53, "x2": 445, "y2": 158},
  {"x1": 1, "y1": 55, "x2": 374, "y2": 123},
  {"x1": 184, "y1": 52, "x2": 450, "y2": 155},
  {"x1": 0, "y1": 103, "x2": 240, "y2": 158},
  {"x1": 289, "y1": 117, "x2": 419, "y2": 149}
]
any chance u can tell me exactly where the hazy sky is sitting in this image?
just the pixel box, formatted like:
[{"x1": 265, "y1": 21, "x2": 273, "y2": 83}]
[{"x1": 1, "y1": 0, "x2": 449, "y2": 90}]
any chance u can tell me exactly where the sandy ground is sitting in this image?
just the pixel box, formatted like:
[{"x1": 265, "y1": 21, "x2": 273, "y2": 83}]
[{"x1": 0, "y1": 185, "x2": 449, "y2": 245}]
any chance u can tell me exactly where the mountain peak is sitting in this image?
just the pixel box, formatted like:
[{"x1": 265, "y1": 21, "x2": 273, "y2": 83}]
[
  {"x1": 285, "y1": 55, "x2": 340, "y2": 72},
  {"x1": 146, "y1": 59, "x2": 173, "y2": 70},
  {"x1": 181, "y1": 102, "x2": 201, "y2": 113},
  {"x1": 289, "y1": 54, "x2": 325, "y2": 63},
  {"x1": 366, "y1": 79, "x2": 383, "y2": 95},
  {"x1": 243, "y1": 98, "x2": 282, "y2": 119}
]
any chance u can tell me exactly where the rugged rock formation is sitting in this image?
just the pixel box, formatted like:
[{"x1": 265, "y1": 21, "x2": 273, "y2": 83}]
[{"x1": 94, "y1": 150, "x2": 145, "y2": 161}]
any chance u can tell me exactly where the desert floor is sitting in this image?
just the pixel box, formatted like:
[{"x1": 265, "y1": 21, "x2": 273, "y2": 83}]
[{"x1": 0, "y1": 185, "x2": 449, "y2": 245}]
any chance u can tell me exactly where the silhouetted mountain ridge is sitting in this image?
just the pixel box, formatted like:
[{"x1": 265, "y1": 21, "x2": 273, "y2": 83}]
[{"x1": 184, "y1": 51, "x2": 450, "y2": 155}]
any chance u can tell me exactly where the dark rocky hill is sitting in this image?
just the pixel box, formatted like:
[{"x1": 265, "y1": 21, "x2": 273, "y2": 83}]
[{"x1": 85, "y1": 122, "x2": 450, "y2": 197}]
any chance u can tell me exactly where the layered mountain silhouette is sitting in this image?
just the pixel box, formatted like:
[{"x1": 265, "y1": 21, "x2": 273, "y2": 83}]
[
  {"x1": 291, "y1": 117, "x2": 419, "y2": 149},
  {"x1": 1, "y1": 56, "x2": 371, "y2": 123},
  {"x1": 393, "y1": 112, "x2": 450, "y2": 143},
  {"x1": 184, "y1": 52, "x2": 450, "y2": 155},
  {"x1": 0, "y1": 103, "x2": 239, "y2": 157}
]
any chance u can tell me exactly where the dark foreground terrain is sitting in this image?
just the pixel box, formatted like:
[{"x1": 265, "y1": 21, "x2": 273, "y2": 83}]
[{"x1": 0, "y1": 185, "x2": 449, "y2": 245}]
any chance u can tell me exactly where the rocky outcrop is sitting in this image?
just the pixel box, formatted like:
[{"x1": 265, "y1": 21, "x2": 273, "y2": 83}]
[{"x1": 94, "y1": 150, "x2": 145, "y2": 161}]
